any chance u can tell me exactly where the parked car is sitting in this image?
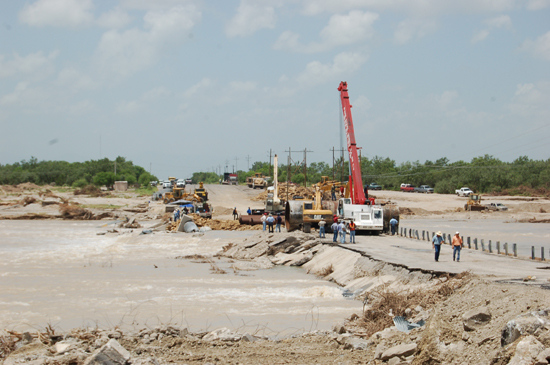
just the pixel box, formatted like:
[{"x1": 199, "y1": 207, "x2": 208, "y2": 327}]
[
  {"x1": 185, "y1": 178, "x2": 193, "y2": 184},
  {"x1": 150, "y1": 181, "x2": 157, "y2": 187},
  {"x1": 400, "y1": 184, "x2": 415, "y2": 192},
  {"x1": 176, "y1": 179, "x2": 185, "y2": 188},
  {"x1": 486, "y1": 202, "x2": 508, "y2": 211},
  {"x1": 162, "y1": 181, "x2": 172, "y2": 189},
  {"x1": 368, "y1": 182, "x2": 382, "y2": 190},
  {"x1": 455, "y1": 187, "x2": 474, "y2": 197},
  {"x1": 414, "y1": 185, "x2": 434, "y2": 193}
]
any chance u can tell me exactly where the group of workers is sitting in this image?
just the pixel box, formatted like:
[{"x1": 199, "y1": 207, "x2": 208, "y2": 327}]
[
  {"x1": 260, "y1": 212, "x2": 283, "y2": 233},
  {"x1": 173, "y1": 206, "x2": 191, "y2": 222}
]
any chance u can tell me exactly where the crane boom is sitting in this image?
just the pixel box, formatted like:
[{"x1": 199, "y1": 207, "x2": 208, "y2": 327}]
[{"x1": 338, "y1": 81, "x2": 365, "y2": 205}]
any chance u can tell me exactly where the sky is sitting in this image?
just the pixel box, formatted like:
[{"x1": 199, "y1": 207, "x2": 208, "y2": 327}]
[{"x1": 0, "y1": 0, "x2": 549, "y2": 180}]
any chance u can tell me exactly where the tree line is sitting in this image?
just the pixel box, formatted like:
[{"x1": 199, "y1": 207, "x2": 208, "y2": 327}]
[
  {"x1": 193, "y1": 155, "x2": 549, "y2": 195},
  {"x1": 0, "y1": 157, "x2": 158, "y2": 188}
]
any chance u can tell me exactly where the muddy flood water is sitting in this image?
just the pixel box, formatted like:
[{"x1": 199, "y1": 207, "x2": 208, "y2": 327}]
[{"x1": 0, "y1": 221, "x2": 362, "y2": 337}]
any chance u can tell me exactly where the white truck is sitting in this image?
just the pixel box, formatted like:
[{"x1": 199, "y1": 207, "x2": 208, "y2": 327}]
[{"x1": 455, "y1": 187, "x2": 473, "y2": 197}]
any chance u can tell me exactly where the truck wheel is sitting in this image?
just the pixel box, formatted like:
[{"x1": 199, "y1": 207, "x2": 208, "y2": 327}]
[
  {"x1": 164, "y1": 198, "x2": 169, "y2": 204},
  {"x1": 169, "y1": 198, "x2": 174, "y2": 203},
  {"x1": 303, "y1": 223, "x2": 311, "y2": 233}
]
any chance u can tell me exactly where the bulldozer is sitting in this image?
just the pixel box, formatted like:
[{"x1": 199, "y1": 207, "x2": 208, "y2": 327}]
[
  {"x1": 163, "y1": 182, "x2": 208, "y2": 204},
  {"x1": 246, "y1": 173, "x2": 267, "y2": 189},
  {"x1": 464, "y1": 193, "x2": 485, "y2": 211}
]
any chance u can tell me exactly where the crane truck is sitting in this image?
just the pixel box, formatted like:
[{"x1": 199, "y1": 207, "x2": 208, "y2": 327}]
[{"x1": 336, "y1": 81, "x2": 384, "y2": 233}]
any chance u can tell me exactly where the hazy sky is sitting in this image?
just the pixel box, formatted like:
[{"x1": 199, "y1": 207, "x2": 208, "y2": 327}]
[{"x1": 1, "y1": 0, "x2": 549, "y2": 180}]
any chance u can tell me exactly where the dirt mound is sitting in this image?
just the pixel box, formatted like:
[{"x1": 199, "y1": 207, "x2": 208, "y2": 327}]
[
  {"x1": 167, "y1": 215, "x2": 263, "y2": 231},
  {"x1": 58, "y1": 204, "x2": 113, "y2": 220},
  {"x1": 213, "y1": 206, "x2": 233, "y2": 215},
  {"x1": 18, "y1": 182, "x2": 41, "y2": 190},
  {"x1": 19, "y1": 196, "x2": 37, "y2": 206},
  {"x1": 73, "y1": 185, "x2": 107, "y2": 197},
  {"x1": 252, "y1": 185, "x2": 316, "y2": 202}
]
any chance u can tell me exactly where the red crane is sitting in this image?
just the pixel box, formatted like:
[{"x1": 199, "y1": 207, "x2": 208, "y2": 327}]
[{"x1": 338, "y1": 81, "x2": 367, "y2": 205}]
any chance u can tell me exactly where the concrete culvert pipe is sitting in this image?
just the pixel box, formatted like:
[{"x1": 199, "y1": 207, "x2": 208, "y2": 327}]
[
  {"x1": 183, "y1": 221, "x2": 199, "y2": 233},
  {"x1": 285, "y1": 201, "x2": 304, "y2": 232}
]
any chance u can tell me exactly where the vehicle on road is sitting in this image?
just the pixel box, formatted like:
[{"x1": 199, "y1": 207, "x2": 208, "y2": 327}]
[
  {"x1": 400, "y1": 184, "x2": 415, "y2": 192},
  {"x1": 456, "y1": 187, "x2": 474, "y2": 197},
  {"x1": 486, "y1": 202, "x2": 508, "y2": 211},
  {"x1": 185, "y1": 178, "x2": 192, "y2": 184},
  {"x1": 464, "y1": 194, "x2": 485, "y2": 211},
  {"x1": 176, "y1": 179, "x2": 185, "y2": 188},
  {"x1": 162, "y1": 181, "x2": 172, "y2": 189},
  {"x1": 150, "y1": 181, "x2": 157, "y2": 187},
  {"x1": 414, "y1": 185, "x2": 434, "y2": 193},
  {"x1": 368, "y1": 182, "x2": 382, "y2": 190}
]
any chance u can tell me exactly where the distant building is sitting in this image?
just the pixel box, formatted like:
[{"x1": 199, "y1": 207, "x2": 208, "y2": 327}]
[{"x1": 114, "y1": 181, "x2": 128, "y2": 192}]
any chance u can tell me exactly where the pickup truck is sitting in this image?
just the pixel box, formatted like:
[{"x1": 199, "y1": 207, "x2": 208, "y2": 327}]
[
  {"x1": 414, "y1": 185, "x2": 434, "y2": 193},
  {"x1": 400, "y1": 184, "x2": 415, "y2": 192},
  {"x1": 485, "y1": 202, "x2": 508, "y2": 211},
  {"x1": 368, "y1": 182, "x2": 382, "y2": 190},
  {"x1": 455, "y1": 187, "x2": 474, "y2": 197}
]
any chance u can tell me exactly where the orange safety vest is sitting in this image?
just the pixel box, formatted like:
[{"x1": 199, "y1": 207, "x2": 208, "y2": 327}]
[{"x1": 349, "y1": 222, "x2": 356, "y2": 231}]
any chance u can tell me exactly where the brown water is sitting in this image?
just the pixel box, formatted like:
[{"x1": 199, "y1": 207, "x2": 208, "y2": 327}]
[{"x1": 0, "y1": 221, "x2": 362, "y2": 337}]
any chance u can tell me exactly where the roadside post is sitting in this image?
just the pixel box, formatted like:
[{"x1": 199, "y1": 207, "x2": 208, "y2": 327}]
[
  {"x1": 474, "y1": 238, "x2": 478, "y2": 250},
  {"x1": 467, "y1": 237, "x2": 471, "y2": 249},
  {"x1": 514, "y1": 244, "x2": 517, "y2": 257},
  {"x1": 531, "y1": 246, "x2": 535, "y2": 260},
  {"x1": 497, "y1": 241, "x2": 500, "y2": 254},
  {"x1": 481, "y1": 239, "x2": 485, "y2": 251},
  {"x1": 505, "y1": 242, "x2": 508, "y2": 256},
  {"x1": 542, "y1": 247, "x2": 545, "y2": 261},
  {"x1": 488, "y1": 240, "x2": 492, "y2": 253}
]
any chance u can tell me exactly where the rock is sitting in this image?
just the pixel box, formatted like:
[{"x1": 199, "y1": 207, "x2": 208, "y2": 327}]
[
  {"x1": 501, "y1": 309, "x2": 550, "y2": 346},
  {"x1": 333, "y1": 323, "x2": 346, "y2": 334},
  {"x1": 202, "y1": 327, "x2": 241, "y2": 342},
  {"x1": 388, "y1": 357, "x2": 402, "y2": 365},
  {"x1": 133, "y1": 357, "x2": 160, "y2": 365},
  {"x1": 336, "y1": 333, "x2": 351, "y2": 344},
  {"x1": 381, "y1": 343, "x2": 417, "y2": 361},
  {"x1": 535, "y1": 348, "x2": 550, "y2": 365},
  {"x1": 507, "y1": 335, "x2": 545, "y2": 365},
  {"x1": 83, "y1": 339, "x2": 131, "y2": 365},
  {"x1": 55, "y1": 342, "x2": 72, "y2": 354},
  {"x1": 462, "y1": 307, "x2": 492, "y2": 331},
  {"x1": 3, "y1": 342, "x2": 49, "y2": 365},
  {"x1": 374, "y1": 343, "x2": 385, "y2": 359},
  {"x1": 241, "y1": 333, "x2": 257, "y2": 342},
  {"x1": 342, "y1": 337, "x2": 369, "y2": 350},
  {"x1": 289, "y1": 252, "x2": 314, "y2": 266}
]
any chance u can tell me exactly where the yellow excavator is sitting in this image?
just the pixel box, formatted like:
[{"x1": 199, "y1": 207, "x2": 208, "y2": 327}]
[{"x1": 464, "y1": 193, "x2": 485, "y2": 211}]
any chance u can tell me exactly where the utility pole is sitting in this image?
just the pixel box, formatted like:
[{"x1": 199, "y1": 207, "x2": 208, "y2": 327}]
[
  {"x1": 114, "y1": 160, "x2": 117, "y2": 177},
  {"x1": 149, "y1": 163, "x2": 151, "y2": 175},
  {"x1": 303, "y1": 148, "x2": 313, "y2": 187},
  {"x1": 224, "y1": 160, "x2": 229, "y2": 173},
  {"x1": 245, "y1": 155, "x2": 251, "y2": 170},
  {"x1": 332, "y1": 147, "x2": 335, "y2": 181},
  {"x1": 234, "y1": 157, "x2": 239, "y2": 173}
]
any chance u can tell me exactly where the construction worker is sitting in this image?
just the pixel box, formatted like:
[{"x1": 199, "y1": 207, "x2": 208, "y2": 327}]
[
  {"x1": 232, "y1": 207, "x2": 238, "y2": 220},
  {"x1": 331, "y1": 220, "x2": 339, "y2": 242},
  {"x1": 389, "y1": 217, "x2": 398, "y2": 235},
  {"x1": 331, "y1": 185, "x2": 336, "y2": 201},
  {"x1": 247, "y1": 207, "x2": 252, "y2": 215},
  {"x1": 318, "y1": 218, "x2": 326, "y2": 238},
  {"x1": 349, "y1": 221, "x2": 356, "y2": 243},
  {"x1": 276, "y1": 213, "x2": 282, "y2": 232},
  {"x1": 432, "y1": 231, "x2": 444, "y2": 262},
  {"x1": 261, "y1": 213, "x2": 267, "y2": 231},
  {"x1": 340, "y1": 185, "x2": 344, "y2": 197},
  {"x1": 267, "y1": 214, "x2": 275, "y2": 233},
  {"x1": 338, "y1": 220, "x2": 346, "y2": 243},
  {"x1": 452, "y1": 232, "x2": 463, "y2": 262}
]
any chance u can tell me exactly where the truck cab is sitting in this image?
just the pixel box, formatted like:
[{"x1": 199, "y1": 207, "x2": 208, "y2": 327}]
[{"x1": 338, "y1": 198, "x2": 383, "y2": 232}]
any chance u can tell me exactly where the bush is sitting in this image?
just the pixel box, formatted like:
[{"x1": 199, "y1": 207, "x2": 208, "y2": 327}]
[{"x1": 72, "y1": 178, "x2": 88, "y2": 188}]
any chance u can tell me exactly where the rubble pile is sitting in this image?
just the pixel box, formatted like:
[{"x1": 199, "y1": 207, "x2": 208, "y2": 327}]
[
  {"x1": 251, "y1": 185, "x2": 316, "y2": 202},
  {"x1": 58, "y1": 204, "x2": 113, "y2": 220},
  {"x1": 166, "y1": 214, "x2": 263, "y2": 232},
  {"x1": 73, "y1": 185, "x2": 108, "y2": 197}
]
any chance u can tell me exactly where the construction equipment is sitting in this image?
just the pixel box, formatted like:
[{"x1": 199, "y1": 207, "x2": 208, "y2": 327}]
[
  {"x1": 335, "y1": 81, "x2": 385, "y2": 233},
  {"x1": 464, "y1": 194, "x2": 485, "y2": 211},
  {"x1": 222, "y1": 173, "x2": 238, "y2": 185},
  {"x1": 285, "y1": 186, "x2": 334, "y2": 233},
  {"x1": 246, "y1": 173, "x2": 267, "y2": 189},
  {"x1": 194, "y1": 182, "x2": 208, "y2": 202},
  {"x1": 265, "y1": 155, "x2": 285, "y2": 213}
]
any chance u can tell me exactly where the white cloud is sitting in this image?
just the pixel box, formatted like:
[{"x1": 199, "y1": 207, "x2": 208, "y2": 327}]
[
  {"x1": 472, "y1": 29, "x2": 490, "y2": 43},
  {"x1": 526, "y1": 0, "x2": 550, "y2": 10},
  {"x1": 296, "y1": 52, "x2": 367, "y2": 86},
  {"x1": 116, "y1": 87, "x2": 172, "y2": 113},
  {"x1": 301, "y1": 0, "x2": 516, "y2": 17},
  {"x1": 471, "y1": 15, "x2": 512, "y2": 43},
  {"x1": 484, "y1": 15, "x2": 512, "y2": 28},
  {"x1": 1, "y1": 82, "x2": 30, "y2": 105},
  {"x1": 97, "y1": 7, "x2": 132, "y2": 29},
  {"x1": 119, "y1": 0, "x2": 195, "y2": 11},
  {"x1": 274, "y1": 11, "x2": 378, "y2": 53},
  {"x1": 394, "y1": 19, "x2": 437, "y2": 44},
  {"x1": 229, "y1": 81, "x2": 257, "y2": 92},
  {"x1": 510, "y1": 82, "x2": 550, "y2": 117},
  {"x1": 94, "y1": 5, "x2": 201, "y2": 77},
  {"x1": 183, "y1": 78, "x2": 213, "y2": 98},
  {"x1": 56, "y1": 68, "x2": 96, "y2": 90},
  {"x1": 19, "y1": 0, "x2": 94, "y2": 28},
  {"x1": 0, "y1": 50, "x2": 58, "y2": 79},
  {"x1": 353, "y1": 95, "x2": 372, "y2": 110},
  {"x1": 226, "y1": 0, "x2": 278, "y2": 38},
  {"x1": 520, "y1": 31, "x2": 550, "y2": 61}
]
